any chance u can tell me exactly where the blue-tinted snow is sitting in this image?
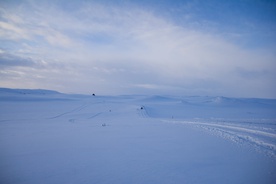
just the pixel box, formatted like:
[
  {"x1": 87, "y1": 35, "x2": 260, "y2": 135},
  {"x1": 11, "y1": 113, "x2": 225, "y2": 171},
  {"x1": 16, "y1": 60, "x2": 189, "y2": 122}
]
[{"x1": 0, "y1": 89, "x2": 275, "y2": 184}]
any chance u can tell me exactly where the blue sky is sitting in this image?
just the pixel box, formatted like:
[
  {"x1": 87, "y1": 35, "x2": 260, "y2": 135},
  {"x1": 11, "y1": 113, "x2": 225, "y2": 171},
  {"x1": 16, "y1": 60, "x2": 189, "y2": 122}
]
[{"x1": 0, "y1": 0, "x2": 275, "y2": 98}]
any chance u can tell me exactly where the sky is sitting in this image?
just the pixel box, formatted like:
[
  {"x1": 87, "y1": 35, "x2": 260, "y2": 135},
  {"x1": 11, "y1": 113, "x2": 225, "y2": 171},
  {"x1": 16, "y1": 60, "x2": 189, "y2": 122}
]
[{"x1": 0, "y1": 0, "x2": 276, "y2": 98}]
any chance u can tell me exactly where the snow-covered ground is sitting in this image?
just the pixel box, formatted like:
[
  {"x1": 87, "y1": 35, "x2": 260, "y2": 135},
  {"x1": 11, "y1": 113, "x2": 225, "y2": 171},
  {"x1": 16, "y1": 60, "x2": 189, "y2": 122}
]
[{"x1": 0, "y1": 88, "x2": 275, "y2": 184}]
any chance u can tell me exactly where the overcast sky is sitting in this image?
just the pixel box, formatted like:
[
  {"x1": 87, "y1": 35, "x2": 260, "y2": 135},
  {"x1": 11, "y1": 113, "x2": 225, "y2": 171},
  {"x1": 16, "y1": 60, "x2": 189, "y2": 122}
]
[{"x1": 0, "y1": 0, "x2": 275, "y2": 98}]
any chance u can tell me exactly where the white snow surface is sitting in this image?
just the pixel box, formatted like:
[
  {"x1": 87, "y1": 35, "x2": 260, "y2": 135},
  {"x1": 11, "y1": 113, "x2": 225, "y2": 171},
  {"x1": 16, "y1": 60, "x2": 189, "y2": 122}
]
[{"x1": 0, "y1": 88, "x2": 276, "y2": 184}]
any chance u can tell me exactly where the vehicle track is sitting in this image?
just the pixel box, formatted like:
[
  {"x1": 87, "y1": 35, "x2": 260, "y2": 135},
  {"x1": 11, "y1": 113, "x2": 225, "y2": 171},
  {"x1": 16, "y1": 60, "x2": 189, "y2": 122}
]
[
  {"x1": 165, "y1": 119, "x2": 276, "y2": 159},
  {"x1": 88, "y1": 112, "x2": 103, "y2": 119},
  {"x1": 137, "y1": 106, "x2": 150, "y2": 118},
  {"x1": 48, "y1": 104, "x2": 90, "y2": 119}
]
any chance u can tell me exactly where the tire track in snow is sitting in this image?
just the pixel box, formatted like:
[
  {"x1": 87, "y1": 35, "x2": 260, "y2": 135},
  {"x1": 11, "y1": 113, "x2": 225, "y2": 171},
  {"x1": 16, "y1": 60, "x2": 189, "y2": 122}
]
[
  {"x1": 137, "y1": 106, "x2": 149, "y2": 118},
  {"x1": 48, "y1": 104, "x2": 90, "y2": 119},
  {"x1": 195, "y1": 122, "x2": 276, "y2": 139},
  {"x1": 199, "y1": 125, "x2": 276, "y2": 158},
  {"x1": 165, "y1": 120, "x2": 276, "y2": 159},
  {"x1": 88, "y1": 112, "x2": 103, "y2": 119},
  {"x1": 67, "y1": 112, "x2": 103, "y2": 123}
]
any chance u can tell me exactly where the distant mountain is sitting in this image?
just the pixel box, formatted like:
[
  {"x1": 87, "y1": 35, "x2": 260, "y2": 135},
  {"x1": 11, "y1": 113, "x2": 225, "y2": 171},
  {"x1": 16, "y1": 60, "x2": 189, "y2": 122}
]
[
  {"x1": 0, "y1": 87, "x2": 61, "y2": 95},
  {"x1": 0, "y1": 87, "x2": 66, "y2": 101}
]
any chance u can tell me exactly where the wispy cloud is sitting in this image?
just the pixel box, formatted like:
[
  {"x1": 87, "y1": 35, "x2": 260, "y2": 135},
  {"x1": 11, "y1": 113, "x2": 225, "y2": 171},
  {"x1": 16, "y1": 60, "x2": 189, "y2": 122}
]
[
  {"x1": 0, "y1": 0, "x2": 275, "y2": 98},
  {"x1": 0, "y1": 52, "x2": 36, "y2": 67}
]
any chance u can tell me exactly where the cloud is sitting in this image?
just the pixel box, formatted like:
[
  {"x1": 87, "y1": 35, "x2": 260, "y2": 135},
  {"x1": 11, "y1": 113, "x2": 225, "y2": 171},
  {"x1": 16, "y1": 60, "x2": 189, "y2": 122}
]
[
  {"x1": 0, "y1": 1, "x2": 275, "y2": 98},
  {"x1": 0, "y1": 52, "x2": 36, "y2": 67}
]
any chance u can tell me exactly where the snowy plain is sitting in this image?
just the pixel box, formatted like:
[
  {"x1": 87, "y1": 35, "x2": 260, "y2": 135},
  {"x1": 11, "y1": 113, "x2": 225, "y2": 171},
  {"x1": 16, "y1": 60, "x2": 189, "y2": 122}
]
[{"x1": 0, "y1": 88, "x2": 275, "y2": 184}]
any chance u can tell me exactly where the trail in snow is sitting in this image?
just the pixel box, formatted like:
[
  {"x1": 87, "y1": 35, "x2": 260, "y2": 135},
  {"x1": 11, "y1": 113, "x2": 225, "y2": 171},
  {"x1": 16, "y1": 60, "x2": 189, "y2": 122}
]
[
  {"x1": 137, "y1": 106, "x2": 150, "y2": 118},
  {"x1": 88, "y1": 112, "x2": 103, "y2": 119},
  {"x1": 48, "y1": 103, "x2": 90, "y2": 119},
  {"x1": 47, "y1": 100, "x2": 106, "y2": 122},
  {"x1": 164, "y1": 119, "x2": 276, "y2": 159}
]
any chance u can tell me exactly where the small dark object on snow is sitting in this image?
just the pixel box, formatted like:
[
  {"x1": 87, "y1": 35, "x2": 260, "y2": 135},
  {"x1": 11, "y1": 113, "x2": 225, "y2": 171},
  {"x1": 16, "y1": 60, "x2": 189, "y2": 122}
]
[
  {"x1": 102, "y1": 123, "x2": 106, "y2": 127},
  {"x1": 92, "y1": 94, "x2": 95, "y2": 96},
  {"x1": 141, "y1": 107, "x2": 143, "y2": 110}
]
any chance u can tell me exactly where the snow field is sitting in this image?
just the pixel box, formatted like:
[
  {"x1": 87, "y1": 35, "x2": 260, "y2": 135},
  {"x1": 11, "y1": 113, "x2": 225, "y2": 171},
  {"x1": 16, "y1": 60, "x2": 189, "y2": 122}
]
[{"x1": 0, "y1": 89, "x2": 276, "y2": 184}]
